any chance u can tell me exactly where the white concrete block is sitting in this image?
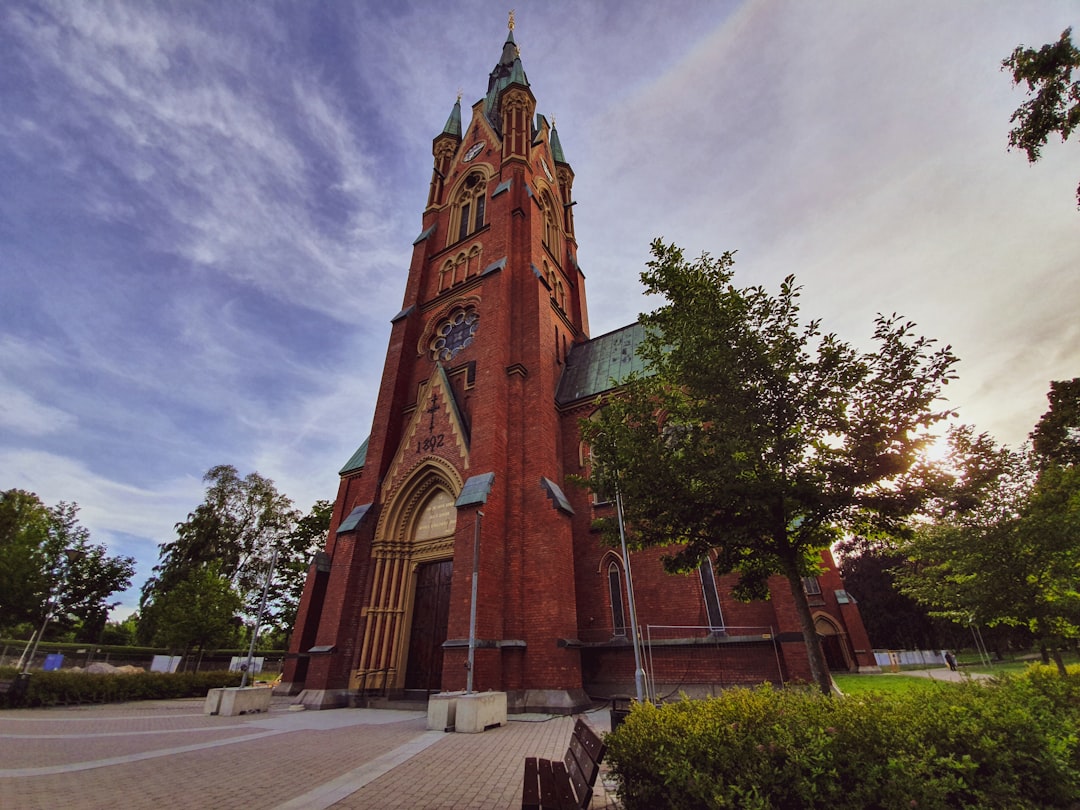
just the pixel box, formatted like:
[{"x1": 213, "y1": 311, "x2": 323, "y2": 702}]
[
  {"x1": 427, "y1": 691, "x2": 462, "y2": 731},
  {"x1": 454, "y1": 691, "x2": 507, "y2": 733},
  {"x1": 204, "y1": 686, "x2": 273, "y2": 716}
]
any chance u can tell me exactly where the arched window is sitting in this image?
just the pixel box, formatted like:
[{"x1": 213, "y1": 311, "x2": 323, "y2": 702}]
[
  {"x1": 438, "y1": 259, "x2": 454, "y2": 293},
  {"x1": 608, "y1": 560, "x2": 627, "y2": 636},
  {"x1": 452, "y1": 172, "x2": 487, "y2": 243},
  {"x1": 698, "y1": 557, "x2": 725, "y2": 632},
  {"x1": 541, "y1": 194, "x2": 561, "y2": 258}
]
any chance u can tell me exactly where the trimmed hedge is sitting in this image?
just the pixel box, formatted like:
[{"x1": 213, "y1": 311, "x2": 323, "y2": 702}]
[
  {"x1": 605, "y1": 666, "x2": 1080, "y2": 809},
  {"x1": 0, "y1": 666, "x2": 243, "y2": 708}
]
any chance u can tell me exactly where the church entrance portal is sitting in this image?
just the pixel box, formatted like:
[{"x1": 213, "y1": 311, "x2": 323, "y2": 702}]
[{"x1": 405, "y1": 559, "x2": 454, "y2": 692}]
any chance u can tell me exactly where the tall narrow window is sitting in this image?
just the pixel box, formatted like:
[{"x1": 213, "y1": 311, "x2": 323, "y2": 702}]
[
  {"x1": 474, "y1": 193, "x2": 485, "y2": 231},
  {"x1": 608, "y1": 561, "x2": 626, "y2": 636},
  {"x1": 698, "y1": 558, "x2": 725, "y2": 632},
  {"x1": 458, "y1": 202, "x2": 471, "y2": 242},
  {"x1": 452, "y1": 172, "x2": 487, "y2": 244}
]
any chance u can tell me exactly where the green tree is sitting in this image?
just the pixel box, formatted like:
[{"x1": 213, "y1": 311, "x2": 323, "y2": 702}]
[
  {"x1": 47, "y1": 501, "x2": 136, "y2": 642},
  {"x1": 1003, "y1": 28, "x2": 1080, "y2": 206},
  {"x1": 835, "y1": 536, "x2": 942, "y2": 651},
  {"x1": 896, "y1": 411, "x2": 1080, "y2": 675},
  {"x1": 139, "y1": 465, "x2": 298, "y2": 641},
  {"x1": 582, "y1": 240, "x2": 958, "y2": 695},
  {"x1": 1031, "y1": 377, "x2": 1080, "y2": 467},
  {"x1": 0, "y1": 490, "x2": 134, "y2": 640},
  {"x1": 150, "y1": 561, "x2": 242, "y2": 655},
  {"x1": 0, "y1": 489, "x2": 52, "y2": 633},
  {"x1": 99, "y1": 614, "x2": 139, "y2": 646},
  {"x1": 264, "y1": 499, "x2": 332, "y2": 645}
]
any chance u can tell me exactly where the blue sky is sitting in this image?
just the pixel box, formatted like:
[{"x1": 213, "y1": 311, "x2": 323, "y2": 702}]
[{"x1": 2, "y1": 1, "x2": 1077, "y2": 619}]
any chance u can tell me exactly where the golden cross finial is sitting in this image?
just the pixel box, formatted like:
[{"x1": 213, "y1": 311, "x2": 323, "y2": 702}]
[
  {"x1": 456, "y1": 89, "x2": 463, "y2": 103},
  {"x1": 509, "y1": 10, "x2": 515, "y2": 31},
  {"x1": 551, "y1": 116, "x2": 556, "y2": 128}
]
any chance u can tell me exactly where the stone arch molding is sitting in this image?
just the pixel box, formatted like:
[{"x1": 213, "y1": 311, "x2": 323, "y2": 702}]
[
  {"x1": 354, "y1": 459, "x2": 463, "y2": 693},
  {"x1": 376, "y1": 456, "x2": 464, "y2": 552}
]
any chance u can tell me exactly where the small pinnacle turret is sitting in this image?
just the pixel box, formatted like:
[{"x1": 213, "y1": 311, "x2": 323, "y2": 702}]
[{"x1": 442, "y1": 95, "x2": 462, "y2": 138}]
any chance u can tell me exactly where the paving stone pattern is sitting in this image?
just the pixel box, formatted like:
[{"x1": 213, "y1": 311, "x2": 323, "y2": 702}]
[{"x1": 0, "y1": 697, "x2": 620, "y2": 809}]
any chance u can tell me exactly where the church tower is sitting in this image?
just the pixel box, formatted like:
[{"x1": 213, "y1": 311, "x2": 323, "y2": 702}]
[
  {"x1": 283, "y1": 17, "x2": 594, "y2": 712},
  {"x1": 282, "y1": 19, "x2": 881, "y2": 711}
]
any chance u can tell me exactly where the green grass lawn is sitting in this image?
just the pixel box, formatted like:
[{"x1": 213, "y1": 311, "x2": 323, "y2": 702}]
[{"x1": 833, "y1": 672, "x2": 953, "y2": 695}]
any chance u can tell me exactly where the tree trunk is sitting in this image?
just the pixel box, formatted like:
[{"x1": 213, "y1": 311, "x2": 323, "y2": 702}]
[
  {"x1": 1052, "y1": 645, "x2": 1067, "y2": 677},
  {"x1": 782, "y1": 555, "x2": 832, "y2": 696}
]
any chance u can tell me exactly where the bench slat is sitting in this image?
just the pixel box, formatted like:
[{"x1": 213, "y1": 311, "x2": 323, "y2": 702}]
[
  {"x1": 522, "y1": 718, "x2": 606, "y2": 810},
  {"x1": 523, "y1": 757, "x2": 540, "y2": 810},
  {"x1": 538, "y1": 757, "x2": 559, "y2": 808},
  {"x1": 551, "y1": 760, "x2": 578, "y2": 810}
]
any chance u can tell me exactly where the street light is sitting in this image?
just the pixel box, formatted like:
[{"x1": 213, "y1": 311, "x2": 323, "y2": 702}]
[
  {"x1": 613, "y1": 481, "x2": 647, "y2": 703},
  {"x1": 240, "y1": 546, "x2": 279, "y2": 688},
  {"x1": 593, "y1": 430, "x2": 647, "y2": 703}
]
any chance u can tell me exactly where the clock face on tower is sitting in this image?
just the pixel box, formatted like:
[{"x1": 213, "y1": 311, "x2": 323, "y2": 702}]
[
  {"x1": 540, "y1": 157, "x2": 553, "y2": 182},
  {"x1": 431, "y1": 308, "x2": 479, "y2": 362},
  {"x1": 463, "y1": 143, "x2": 484, "y2": 162}
]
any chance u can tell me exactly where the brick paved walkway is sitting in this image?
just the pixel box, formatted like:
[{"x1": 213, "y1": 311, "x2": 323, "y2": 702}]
[{"x1": 0, "y1": 696, "x2": 620, "y2": 809}]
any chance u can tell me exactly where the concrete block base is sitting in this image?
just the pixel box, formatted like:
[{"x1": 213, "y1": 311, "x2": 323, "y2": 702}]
[
  {"x1": 454, "y1": 691, "x2": 507, "y2": 733},
  {"x1": 505, "y1": 688, "x2": 592, "y2": 715},
  {"x1": 204, "y1": 686, "x2": 272, "y2": 716},
  {"x1": 293, "y1": 688, "x2": 349, "y2": 710},
  {"x1": 427, "y1": 691, "x2": 462, "y2": 731}
]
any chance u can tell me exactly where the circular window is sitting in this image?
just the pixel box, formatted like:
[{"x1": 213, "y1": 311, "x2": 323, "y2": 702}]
[{"x1": 431, "y1": 309, "x2": 478, "y2": 362}]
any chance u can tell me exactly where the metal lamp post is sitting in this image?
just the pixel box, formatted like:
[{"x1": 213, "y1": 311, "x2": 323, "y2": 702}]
[
  {"x1": 466, "y1": 510, "x2": 484, "y2": 694},
  {"x1": 595, "y1": 430, "x2": 647, "y2": 703},
  {"x1": 614, "y1": 482, "x2": 646, "y2": 703},
  {"x1": 240, "y1": 546, "x2": 279, "y2": 688}
]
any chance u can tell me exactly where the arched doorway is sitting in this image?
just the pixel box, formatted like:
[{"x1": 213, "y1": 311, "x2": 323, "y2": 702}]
[
  {"x1": 353, "y1": 467, "x2": 459, "y2": 695},
  {"x1": 814, "y1": 614, "x2": 854, "y2": 672},
  {"x1": 403, "y1": 489, "x2": 456, "y2": 693}
]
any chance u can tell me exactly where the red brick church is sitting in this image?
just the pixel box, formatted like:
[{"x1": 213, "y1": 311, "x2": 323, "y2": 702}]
[{"x1": 281, "y1": 20, "x2": 877, "y2": 712}]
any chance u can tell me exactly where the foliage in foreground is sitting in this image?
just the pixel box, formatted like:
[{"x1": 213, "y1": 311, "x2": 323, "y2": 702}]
[
  {"x1": 606, "y1": 667, "x2": 1080, "y2": 810},
  {"x1": 583, "y1": 239, "x2": 957, "y2": 695},
  {"x1": 0, "y1": 666, "x2": 242, "y2": 708}
]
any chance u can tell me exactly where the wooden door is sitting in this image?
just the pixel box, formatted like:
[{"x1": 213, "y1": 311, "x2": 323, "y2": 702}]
[{"x1": 405, "y1": 560, "x2": 454, "y2": 692}]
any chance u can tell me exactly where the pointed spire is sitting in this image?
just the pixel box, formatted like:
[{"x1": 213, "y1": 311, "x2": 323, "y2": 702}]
[
  {"x1": 508, "y1": 53, "x2": 527, "y2": 87},
  {"x1": 550, "y1": 119, "x2": 567, "y2": 164},
  {"x1": 485, "y1": 12, "x2": 531, "y2": 128},
  {"x1": 442, "y1": 94, "x2": 462, "y2": 138}
]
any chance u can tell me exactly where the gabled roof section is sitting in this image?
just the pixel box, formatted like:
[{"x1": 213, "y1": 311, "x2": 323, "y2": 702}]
[
  {"x1": 555, "y1": 322, "x2": 649, "y2": 406},
  {"x1": 340, "y1": 436, "x2": 370, "y2": 475}
]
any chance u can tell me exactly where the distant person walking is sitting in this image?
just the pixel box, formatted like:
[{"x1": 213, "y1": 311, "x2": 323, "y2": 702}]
[{"x1": 944, "y1": 650, "x2": 957, "y2": 671}]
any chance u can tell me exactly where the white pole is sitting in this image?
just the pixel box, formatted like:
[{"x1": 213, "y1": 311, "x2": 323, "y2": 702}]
[
  {"x1": 241, "y1": 546, "x2": 278, "y2": 688},
  {"x1": 615, "y1": 486, "x2": 646, "y2": 703},
  {"x1": 466, "y1": 511, "x2": 483, "y2": 694}
]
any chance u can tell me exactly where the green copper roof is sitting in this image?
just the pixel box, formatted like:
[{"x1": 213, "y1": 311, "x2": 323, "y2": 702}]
[
  {"x1": 456, "y1": 472, "x2": 495, "y2": 507},
  {"x1": 549, "y1": 124, "x2": 566, "y2": 164},
  {"x1": 555, "y1": 322, "x2": 649, "y2": 406},
  {"x1": 336, "y1": 503, "x2": 372, "y2": 534},
  {"x1": 339, "y1": 436, "x2": 369, "y2": 475},
  {"x1": 484, "y1": 29, "x2": 530, "y2": 130},
  {"x1": 540, "y1": 477, "x2": 574, "y2": 515},
  {"x1": 442, "y1": 98, "x2": 462, "y2": 138}
]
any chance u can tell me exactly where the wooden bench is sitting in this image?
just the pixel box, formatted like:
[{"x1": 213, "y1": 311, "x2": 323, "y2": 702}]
[{"x1": 522, "y1": 717, "x2": 607, "y2": 810}]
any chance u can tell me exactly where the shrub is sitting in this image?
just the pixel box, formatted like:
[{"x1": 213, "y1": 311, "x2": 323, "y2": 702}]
[
  {"x1": 0, "y1": 666, "x2": 243, "y2": 708},
  {"x1": 605, "y1": 669, "x2": 1080, "y2": 809}
]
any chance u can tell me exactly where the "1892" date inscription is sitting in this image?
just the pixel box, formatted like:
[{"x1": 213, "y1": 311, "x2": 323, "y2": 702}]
[{"x1": 418, "y1": 434, "x2": 445, "y2": 454}]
